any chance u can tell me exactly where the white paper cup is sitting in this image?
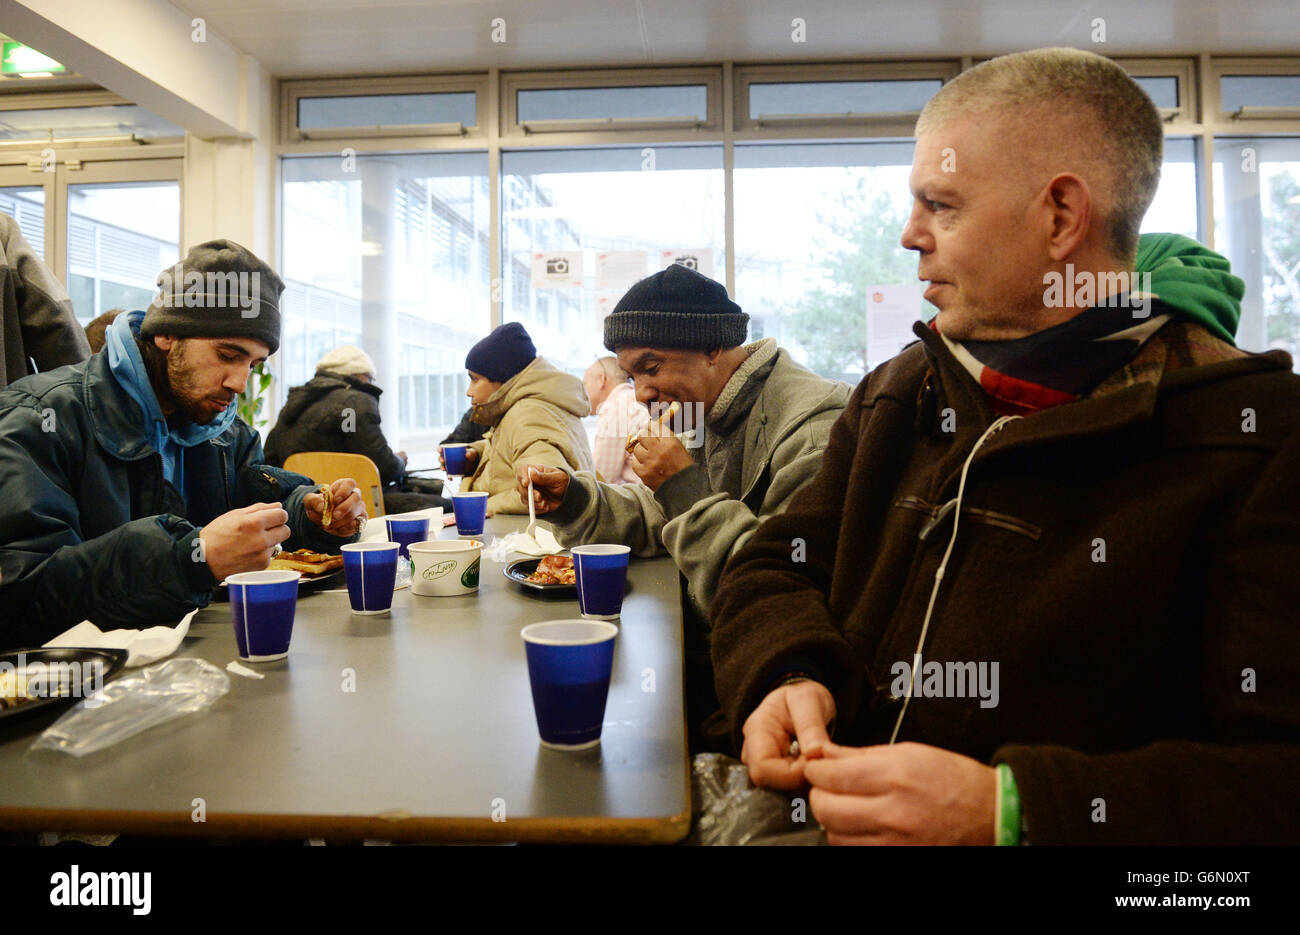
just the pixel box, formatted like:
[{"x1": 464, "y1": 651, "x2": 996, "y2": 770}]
[{"x1": 409, "y1": 539, "x2": 483, "y2": 596}]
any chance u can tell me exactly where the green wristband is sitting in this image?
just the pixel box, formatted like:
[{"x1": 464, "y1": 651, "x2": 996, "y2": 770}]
[{"x1": 995, "y1": 763, "x2": 1021, "y2": 846}]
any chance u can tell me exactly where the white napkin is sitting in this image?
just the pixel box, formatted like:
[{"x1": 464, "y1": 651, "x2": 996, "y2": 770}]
[
  {"x1": 502, "y1": 525, "x2": 563, "y2": 556},
  {"x1": 44, "y1": 609, "x2": 198, "y2": 668},
  {"x1": 361, "y1": 507, "x2": 444, "y2": 543}
]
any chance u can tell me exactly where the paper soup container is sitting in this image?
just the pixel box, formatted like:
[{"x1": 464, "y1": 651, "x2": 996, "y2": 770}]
[{"x1": 409, "y1": 539, "x2": 483, "y2": 596}]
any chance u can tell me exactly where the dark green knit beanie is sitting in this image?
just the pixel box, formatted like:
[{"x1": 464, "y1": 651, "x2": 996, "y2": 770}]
[
  {"x1": 603, "y1": 264, "x2": 748, "y2": 351},
  {"x1": 140, "y1": 239, "x2": 285, "y2": 353}
]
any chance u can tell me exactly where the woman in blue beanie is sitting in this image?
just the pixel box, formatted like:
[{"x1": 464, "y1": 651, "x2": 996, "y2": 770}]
[{"x1": 454, "y1": 322, "x2": 594, "y2": 513}]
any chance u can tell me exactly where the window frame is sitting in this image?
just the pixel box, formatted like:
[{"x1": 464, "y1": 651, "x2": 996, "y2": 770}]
[
  {"x1": 280, "y1": 74, "x2": 489, "y2": 144},
  {"x1": 733, "y1": 61, "x2": 959, "y2": 137},
  {"x1": 500, "y1": 67, "x2": 722, "y2": 137}
]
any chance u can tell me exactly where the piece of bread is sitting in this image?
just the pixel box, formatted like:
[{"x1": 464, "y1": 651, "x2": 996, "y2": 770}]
[{"x1": 267, "y1": 548, "x2": 343, "y2": 576}]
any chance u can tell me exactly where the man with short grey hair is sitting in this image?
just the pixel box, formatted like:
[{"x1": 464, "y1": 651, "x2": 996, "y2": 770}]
[
  {"x1": 712, "y1": 47, "x2": 1300, "y2": 844},
  {"x1": 583, "y1": 355, "x2": 649, "y2": 484}
]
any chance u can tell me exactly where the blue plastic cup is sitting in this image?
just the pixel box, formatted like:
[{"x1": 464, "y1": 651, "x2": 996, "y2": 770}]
[
  {"x1": 341, "y1": 542, "x2": 400, "y2": 615},
  {"x1": 442, "y1": 443, "x2": 470, "y2": 475},
  {"x1": 385, "y1": 512, "x2": 432, "y2": 560},
  {"x1": 226, "y1": 570, "x2": 301, "y2": 662},
  {"x1": 451, "y1": 491, "x2": 489, "y2": 536},
  {"x1": 571, "y1": 545, "x2": 631, "y2": 620},
  {"x1": 521, "y1": 619, "x2": 619, "y2": 750}
]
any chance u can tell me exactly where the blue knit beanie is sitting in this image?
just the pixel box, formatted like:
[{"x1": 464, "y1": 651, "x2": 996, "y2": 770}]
[{"x1": 465, "y1": 322, "x2": 537, "y2": 382}]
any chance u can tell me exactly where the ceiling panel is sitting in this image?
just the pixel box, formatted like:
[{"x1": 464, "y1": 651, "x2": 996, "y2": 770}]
[{"x1": 166, "y1": 0, "x2": 1300, "y2": 76}]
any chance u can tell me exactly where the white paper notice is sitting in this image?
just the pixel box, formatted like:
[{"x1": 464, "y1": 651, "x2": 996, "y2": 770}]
[
  {"x1": 531, "y1": 251, "x2": 584, "y2": 288},
  {"x1": 660, "y1": 248, "x2": 714, "y2": 280},
  {"x1": 596, "y1": 251, "x2": 648, "y2": 291},
  {"x1": 865, "y1": 284, "x2": 924, "y2": 369}
]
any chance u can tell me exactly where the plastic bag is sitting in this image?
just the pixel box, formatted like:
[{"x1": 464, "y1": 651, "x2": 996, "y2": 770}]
[
  {"x1": 686, "y1": 753, "x2": 825, "y2": 845},
  {"x1": 30, "y1": 657, "x2": 230, "y2": 757}
]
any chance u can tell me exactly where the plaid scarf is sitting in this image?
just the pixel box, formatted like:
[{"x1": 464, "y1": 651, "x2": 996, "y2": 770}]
[{"x1": 936, "y1": 299, "x2": 1173, "y2": 416}]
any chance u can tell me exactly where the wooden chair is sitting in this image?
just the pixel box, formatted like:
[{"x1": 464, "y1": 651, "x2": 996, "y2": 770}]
[{"x1": 283, "y1": 451, "x2": 387, "y2": 518}]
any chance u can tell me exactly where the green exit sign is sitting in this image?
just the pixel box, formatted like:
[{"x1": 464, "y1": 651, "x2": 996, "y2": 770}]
[{"x1": 2, "y1": 42, "x2": 65, "y2": 75}]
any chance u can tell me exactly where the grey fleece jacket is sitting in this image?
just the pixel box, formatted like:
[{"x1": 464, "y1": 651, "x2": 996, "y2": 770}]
[{"x1": 547, "y1": 339, "x2": 850, "y2": 619}]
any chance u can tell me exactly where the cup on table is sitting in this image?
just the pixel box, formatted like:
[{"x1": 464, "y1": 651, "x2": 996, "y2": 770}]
[
  {"x1": 226, "y1": 570, "x2": 301, "y2": 662},
  {"x1": 521, "y1": 619, "x2": 618, "y2": 750},
  {"x1": 450, "y1": 490, "x2": 489, "y2": 536},
  {"x1": 341, "y1": 542, "x2": 400, "y2": 615},
  {"x1": 409, "y1": 539, "x2": 483, "y2": 596},
  {"x1": 441, "y1": 443, "x2": 471, "y2": 476},
  {"x1": 571, "y1": 545, "x2": 631, "y2": 620},
  {"x1": 385, "y1": 510, "x2": 438, "y2": 561}
]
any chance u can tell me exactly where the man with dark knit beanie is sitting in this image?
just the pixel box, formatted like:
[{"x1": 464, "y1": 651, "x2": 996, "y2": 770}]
[
  {"x1": 455, "y1": 321, "x2": 594, "y2": 514},
  {"x1": 0, "y1": 239, "x2": 365, "y2": 646},
  {"x1": 518, "y1": 264, "x2": 849, "y2": 750}
]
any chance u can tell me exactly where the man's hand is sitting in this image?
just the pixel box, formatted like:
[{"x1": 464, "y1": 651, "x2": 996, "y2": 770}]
[
  {"x1": 397, "y1": 450, "x2": 408, "y2": 464},
  {"x1": 304, "y1": 478, "x2": 367, "y2": 537},
  {"x1": 803, "y1": 742, "x2": 997, "y2": 845},
  {"x1": 515, "y1": 464, "x2": 569, "y2": 514},
  {"x1": 629, "y1": 434, "x2": 693, "y2": 491},
  {"x1": 741, "y1": 680, "x2": 836, "y2": 791},
  {"x1": 199, "y1": 502, "x2": 291, "y2": 582}
]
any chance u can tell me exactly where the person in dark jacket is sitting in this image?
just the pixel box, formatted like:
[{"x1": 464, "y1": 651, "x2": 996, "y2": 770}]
[
  {"x1": 0, "y1": 239, "x2": 366, "y2": 648},
  {"x1": 264, "y1": 345, "x2": 448, "y2": 515},
  {"x1": 711, "y1": 48, "x2": 1300, "y2": 845},
  {"x1": 439, "y1": 407, "x2": 488, "y2": 447},
  {"x1": 1, "y1": 211, "x2": 90, "y2": 386}
]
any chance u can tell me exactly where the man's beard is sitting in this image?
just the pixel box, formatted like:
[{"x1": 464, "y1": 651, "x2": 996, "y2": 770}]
[{"x1": 166, "y1": 342, "x2": 229, "y2": 425}]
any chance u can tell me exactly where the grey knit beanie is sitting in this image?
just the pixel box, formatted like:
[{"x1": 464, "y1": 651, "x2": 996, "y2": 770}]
[
  {"x1": 603, "y1": 264, "x2": 748, "y2": 352},
  {"x1": 140, "y1": 239, "x2": 285, "y2": 353}
]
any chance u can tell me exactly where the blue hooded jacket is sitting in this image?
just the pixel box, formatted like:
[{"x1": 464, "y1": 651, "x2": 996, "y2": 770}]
[{"x1": 0, "y1": 328, "x2": 357, "y2": 646}]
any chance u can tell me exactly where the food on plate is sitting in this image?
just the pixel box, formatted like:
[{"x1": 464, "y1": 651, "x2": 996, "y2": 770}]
[
  {"x1": 267, "y1": 548, "x2": 344, "y2": 576},
  {"x1": 0, "y1": 670, "x2": 33, "y2": 711},
  {"x1": 526, "y1": 554, "x2": 575, "y2": 585}
]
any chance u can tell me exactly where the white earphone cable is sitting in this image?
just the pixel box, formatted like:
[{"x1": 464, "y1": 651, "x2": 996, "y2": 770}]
[{"x1": 889, "y1": 413, "x2": 1021, "y2": 744}]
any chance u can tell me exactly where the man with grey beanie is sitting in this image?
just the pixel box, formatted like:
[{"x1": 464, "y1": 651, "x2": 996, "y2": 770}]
[
  {"x1": 0, "y1": 239, "x2": 366, "y2": 647},
  {"x1": 517, "y1": 263, "x2": 850, "y2": 751}
]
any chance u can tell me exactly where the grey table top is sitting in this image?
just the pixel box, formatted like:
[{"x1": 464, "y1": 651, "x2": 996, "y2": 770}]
[{"x1": 0, "y1": 516, "x2": 691, "y2": 844}]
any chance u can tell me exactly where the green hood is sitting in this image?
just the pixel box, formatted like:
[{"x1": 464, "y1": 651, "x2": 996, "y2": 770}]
[{"x1": 1135, "y1": 232, "x2": 1244, "y2": 345}]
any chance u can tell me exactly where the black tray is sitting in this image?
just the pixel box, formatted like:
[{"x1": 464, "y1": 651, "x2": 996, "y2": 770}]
[
  {"x1": 212, "y1": 567, "x2": 344, "y2": 602},
  {"x1": 0, "y1": 647, "x2": 129, "y2": 727}
]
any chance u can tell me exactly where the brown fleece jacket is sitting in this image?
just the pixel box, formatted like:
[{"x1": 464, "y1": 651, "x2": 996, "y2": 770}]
[{"x1": 711, "y1": 318, "x2": 1300, "y2": 845}]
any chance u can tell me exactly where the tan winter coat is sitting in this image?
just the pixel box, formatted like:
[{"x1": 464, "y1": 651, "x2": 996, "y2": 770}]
[{"x1": 463, "y1": 356, "x2": 595, "y2": 514}]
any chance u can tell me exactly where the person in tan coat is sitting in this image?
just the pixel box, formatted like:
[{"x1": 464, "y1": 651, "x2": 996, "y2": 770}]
[{"x1": 454, "y1": 322, "x2": 594, "y2": 514}]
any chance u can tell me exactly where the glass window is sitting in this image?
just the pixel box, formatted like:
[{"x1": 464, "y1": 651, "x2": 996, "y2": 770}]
[
  {"x1": 733, "y1": 142, "x2": 923, "y2": 383},
  {"x1": 749, "y1": 80, "x2": 941, "y2": 119},
  {"x1": 500, "y1": 145, "x2": 724, "y2": 375},
  {"x1": 1144, "y1": 137, "x2": 1200, "y2": 240},
  {"x1": 1220, "y1": 76, "x2": 1300, "y2": 112},
  {"x1": 65, "y1": 181, "x2": 180, "y2": 324},
  {"x1": 298, "y1": 92, "x2": 476, "y2": 130},
  {"x1": 281, "y1": 151, "x2": 490, "y2": 447},
  {"x1": 517, "y1": 85, "x2": 707, "y2": 123},
  {"x1": 0, "y1": 187, "x2": 46, "y2": 258},
  {"x1": 0, "y1": 104, "x2": 182, "y2": 141},
  {"x1": 1132, "y1": 76, "x2": 1180, "y2": 110},
  {"x1": 1213, "y1": 137, "x2": 1300, "y2": 364}
]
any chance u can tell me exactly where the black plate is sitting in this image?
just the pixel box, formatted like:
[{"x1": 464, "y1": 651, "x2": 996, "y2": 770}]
[
  {"x1": 0, "y1": 647, "x2": 129, "y2": 727},
  {"x1": 212, "y1": 567, "x2": 345, "y2": 602},
  {"x1": 504, "y1": 558, "x2": 577, "y2": 595}
]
